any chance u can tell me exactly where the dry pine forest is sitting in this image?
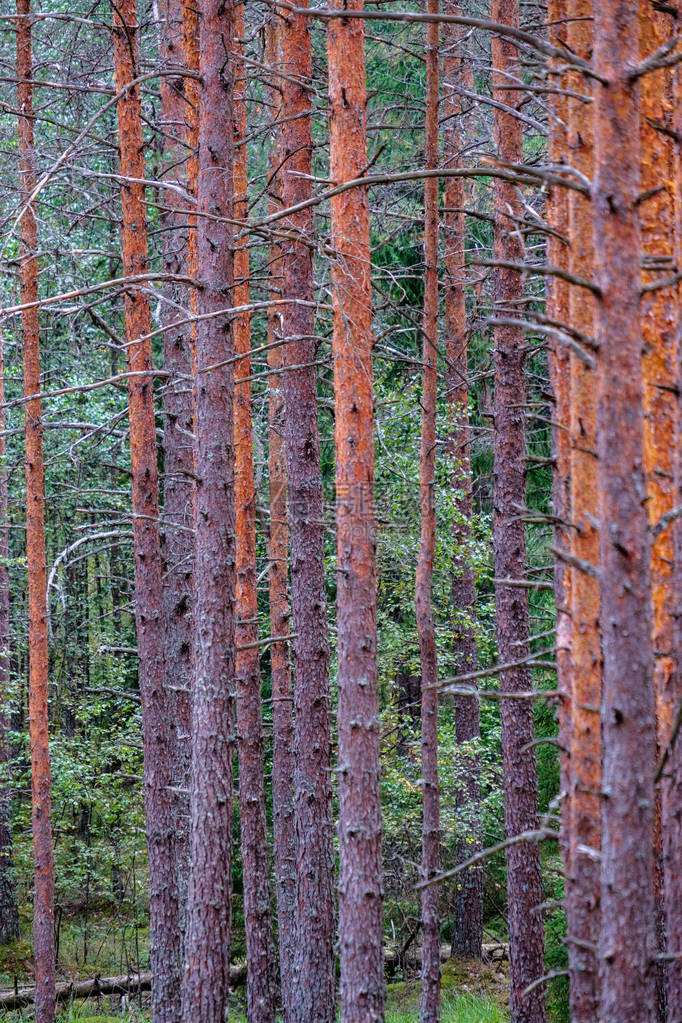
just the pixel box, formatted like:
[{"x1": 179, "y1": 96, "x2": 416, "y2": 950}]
[{"x1": 0, "y1": 0, "x2": 679, "y2": 1022}]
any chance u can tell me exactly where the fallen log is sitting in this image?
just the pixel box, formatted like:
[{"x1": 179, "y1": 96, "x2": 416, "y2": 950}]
[{"x1": 0, "y1": 964, "x2": 247, "y2": 1011}]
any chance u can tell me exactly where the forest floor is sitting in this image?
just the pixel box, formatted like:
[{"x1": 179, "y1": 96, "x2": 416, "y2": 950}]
[{"x1": 0, "y1": 957, "x2": 511, "y2": 1022}]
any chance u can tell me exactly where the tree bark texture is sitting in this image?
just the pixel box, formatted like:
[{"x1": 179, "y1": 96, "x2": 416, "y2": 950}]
[
  {"x1": 157, "y1": 0, "x2": 194, "y2": 952},
  {"x1": 546, "y1": 0, "x2": 572, "y2": 912},
  {"x1": 280, "y1": 2, "x2": 336, "y2": 1019},
  {"x1": 638, "y1": 8, "x2": 677, "y2": 1020},
  {"x1": 593, "y1": 4, "x2": 656, "y2": 1020},
  {"x1": 491, "y1": 3, "x2": 545, "y2": 1020},
  {"x1": 442, "y1": 2, "x2": 482, "y2": 961},
  {"x1": 113, "y1": 4, "x2": 181, "y2": 1018},
  {"x1": 668, "y1": 19, "x2": 682, "y2": 1020},
  {"x1": 266, "y1": 15, "x2": 297, "y2": 1021},
  {"x1": 418, "y1": 5, "x2": 441, "y2": 1020},
  {"x1": 565, "y1": 6, "x2": 601, "y2": 1019},
  {"x1": 181, "y1": 0, "x2": 236, "y2": 1017},
  {"x1": 233, "y1": 9, "x2": 276, "y2": 1019},
  {"x1": 0, "y1": 331, "x2": 18, "y2": 947},
  {"x1": 16, "y1": 2, "x2": 56, "y2": 1019},
  {"x1": 327, "y1": 0, "x2": 384, "y2": 1017}
]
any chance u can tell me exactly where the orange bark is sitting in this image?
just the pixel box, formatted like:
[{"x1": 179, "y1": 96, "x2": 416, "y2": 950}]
[
  {"x1": 327, "y1": 0, "x2": 383, "y2": 1016},
  {"x1": 565, "y1": 5, "x2": 601, "y2": 1019},
  {"x1": 16, "y1": 3, "x2": 56, "y2": 1019},
  {"x1": 233, "y1": 6, "x2": 275, "y2": 1019},
  {"x1": 593, "y1": 3, "x2": 656, "y2": 1018},
  {"x1": 112, "y1": 3, "x2": 180, "y2": 1018},
  {"x1": 638, "y1": 7, "x2": 677, "y2": 1017}
]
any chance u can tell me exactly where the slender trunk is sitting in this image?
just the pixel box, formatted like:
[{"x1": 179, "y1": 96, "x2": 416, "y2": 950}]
[
  {"x1": 0, "y1": 331, "x2": 19, "y2": 947},
  {"x1": 442, "y1": 2, "x2": 482, "y2": 961},
  {"x1": 491, "y1": 3, "x2": 545, "y2": 1020},
  {"x1": 546, "y1": 0, "x2": 572, "y2": 914},
  {"x1": 157, "y1": 0, "x2": 194, "y2": 949},
  {"x1": 112, "y1": 5, "x2": 181, "y2": 1018},
  {"x1": 181, "y1": 0, "x2": 236, "y2": 1016},
  {"x1": 327, "y1": 1, "x2": 384, "y2": 1017},
  {"x1": 593, "y1": 5, "x2": 656, "y2": 1020},
  {"x1": 638, "y1": 8, "x2": 677, "y2": 1021},
  {"x1": 16, "y1": 3, "x2": 56, "y2": 1018},
  {"x1": 667, "y1": 18, "x2": 682, "y2": 1018},
  {"x1": 266, "y1": 16, "x2": 297, "y2": 1020},
  {"x1": 233, "y1": 9, "x2": 276, "y2": 1019},
  {"x1": 280, "y1": 2, "x2": 336, "y2": 1019},
  {"x1": 564, "y1": 6, "x2": 601, "y2": 1019},
  {"x1": 418, "y1": 5, "x2": 440, "y2": 1020}
]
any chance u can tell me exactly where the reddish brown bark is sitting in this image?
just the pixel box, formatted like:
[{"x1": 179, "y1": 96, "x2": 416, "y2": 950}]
[
  {"x1": 638, "y1": 10, "x2": 677, "y2": 1020},
  {"x1": 157, "y1": 0, "x2": 194, "y2": 950},
  {"x1": 233, "y1": 8, "x2": 275, "y2": 1019},
  {"x1": 593, "y1": 5, "x2": 656, "y2": 1020},
  {"x1": 112, "y1": 3, "x2": 180, "y2": 1019},
  {"x1": 280, "y1": 2, "x2": 335, "y2": 1019},
  {"x1": 442, "y1": 3, "x2": 482, "y2": 961},
  {"x1": 0, "y1": 330, "x2": 18, "y2": 947},
  {"x1": 491, "y1": 3, "x2": 545, "y2": 1020},
  {"x1": 546, "y1": 0, "x2": 571, "y2": 902},
  {"x1": 328, "y1": 0, "x2": 384, "y2": 1017},
  {"x1": 266, "y1": 16, "x2": 297, "y2": 1021},
  {"x1": 417, "y1": 5, "x2": 441, "y2": 1020},
  {"x1": 668, "y1": 17, "x2": 682, "y2": 1018},
  {"x1": 181, "y1": 0, "x2": 236, "y2": 1017},
  {"x1": 564, "y1": 6, "x2": 601, "y2": 1019},
  {"x1": 16, "y1": 3, "x2": 56, "y2": 1018}
]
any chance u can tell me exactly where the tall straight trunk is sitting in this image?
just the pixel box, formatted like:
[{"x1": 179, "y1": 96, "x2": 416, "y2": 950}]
[
  {"x1": 327, "y1": 2, "x2": 384, "y2": 1019},
  {"x1": 638, "y1": 9, "x2": 676, "y2": 1020},
  {"x1": 565, "y1": 6, "x2": 600, "y2": 1019},
  {"x1": 16, "y1": 3, "x2": 56, "y2": 1019},
  {"x1": 546, "y1": 0, "x2": 572, "y2": 909},
  {"x1": 593, "y1": 4, "x2": 656, "y2": 1020},
  {"x1": 280, "y1": 2, "x2": 335, "y2": 1019},
  {"x1": 442, "y1": 2, "x2": 482, "y2": 961},
  {"x1": 157, "y1": 0, "x2": 194, "y2": 947},
  {"x1": 0, "y1": 331, "x2": 18, "y2": 946},
  {"x1": 417, "y1": 5, "x2": 441, "y2": 1020},
  {"x1": 233, "y1": 10, "x2": 275, "y2": 1020},
  {"x1": 490, "y1": 3, "x2": 545, "y2": 1021},
  {"x1": 265, "y1": 16, "x2": 297, "y2": 1021},
  {"x1": 667, "y1": 19, "x2": 682, "y2": 1019},
  {"x1": 112, "y1": 4, "x2": 180, "y2": 1019},
  {"x1": 181, "y1": 0, "x2": 236, "y2": 1017}
]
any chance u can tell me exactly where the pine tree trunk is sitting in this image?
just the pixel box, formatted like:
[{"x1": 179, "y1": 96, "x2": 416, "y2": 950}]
[
  {"x1": 265, "y1": 16, "x2": 297, "y2": 1020},
  {"x1": 280, "y1": 4, "x2": 336, "y2": 1020},
  {"x1": 0, "y1": 331, "x2": 19, "y2": 947},
  {"x1": 327, "y1": 0, "x2": 384, "y2": 1017},
  {"x1": 638, "y1": 8, "x2": 677, "y2": 1020},
  {"x1": 546, "y1": 0, "x2": 572, "y2": 912},
  {"x1": 442, "y1": 3, "x2": 482, "y2": 962},
  {"x1": 157, "y1": 0, "x2": 194, "y2": 950},
  {"x1": 233, "y1": 11, "x2": 276, "y2": 1019},
  {"x1": 564, "y1": 6, "x2": 601, "y2": 1019},
  {"x1": 181, "y1": 0, "x2": 236, "y2": 1017},
  {"x1": 593, "y1": 5, "x2": 656, "y2": 1020},
  {"x1": 112, "y1": 3, "x2": 181, "y2": 1018},
  {"x1": 491, "y1": 2, "x2": 545, "y2": 1020},
  {"x1": 667, "y1": 21, "x2": 682, "y2": 1017},
  {"x1": 16, "y1": 3, "x2": 56, "y2": 1018},
  {"x1": 417, "y1": 5, "x2": 441, "y2": 1019}
]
